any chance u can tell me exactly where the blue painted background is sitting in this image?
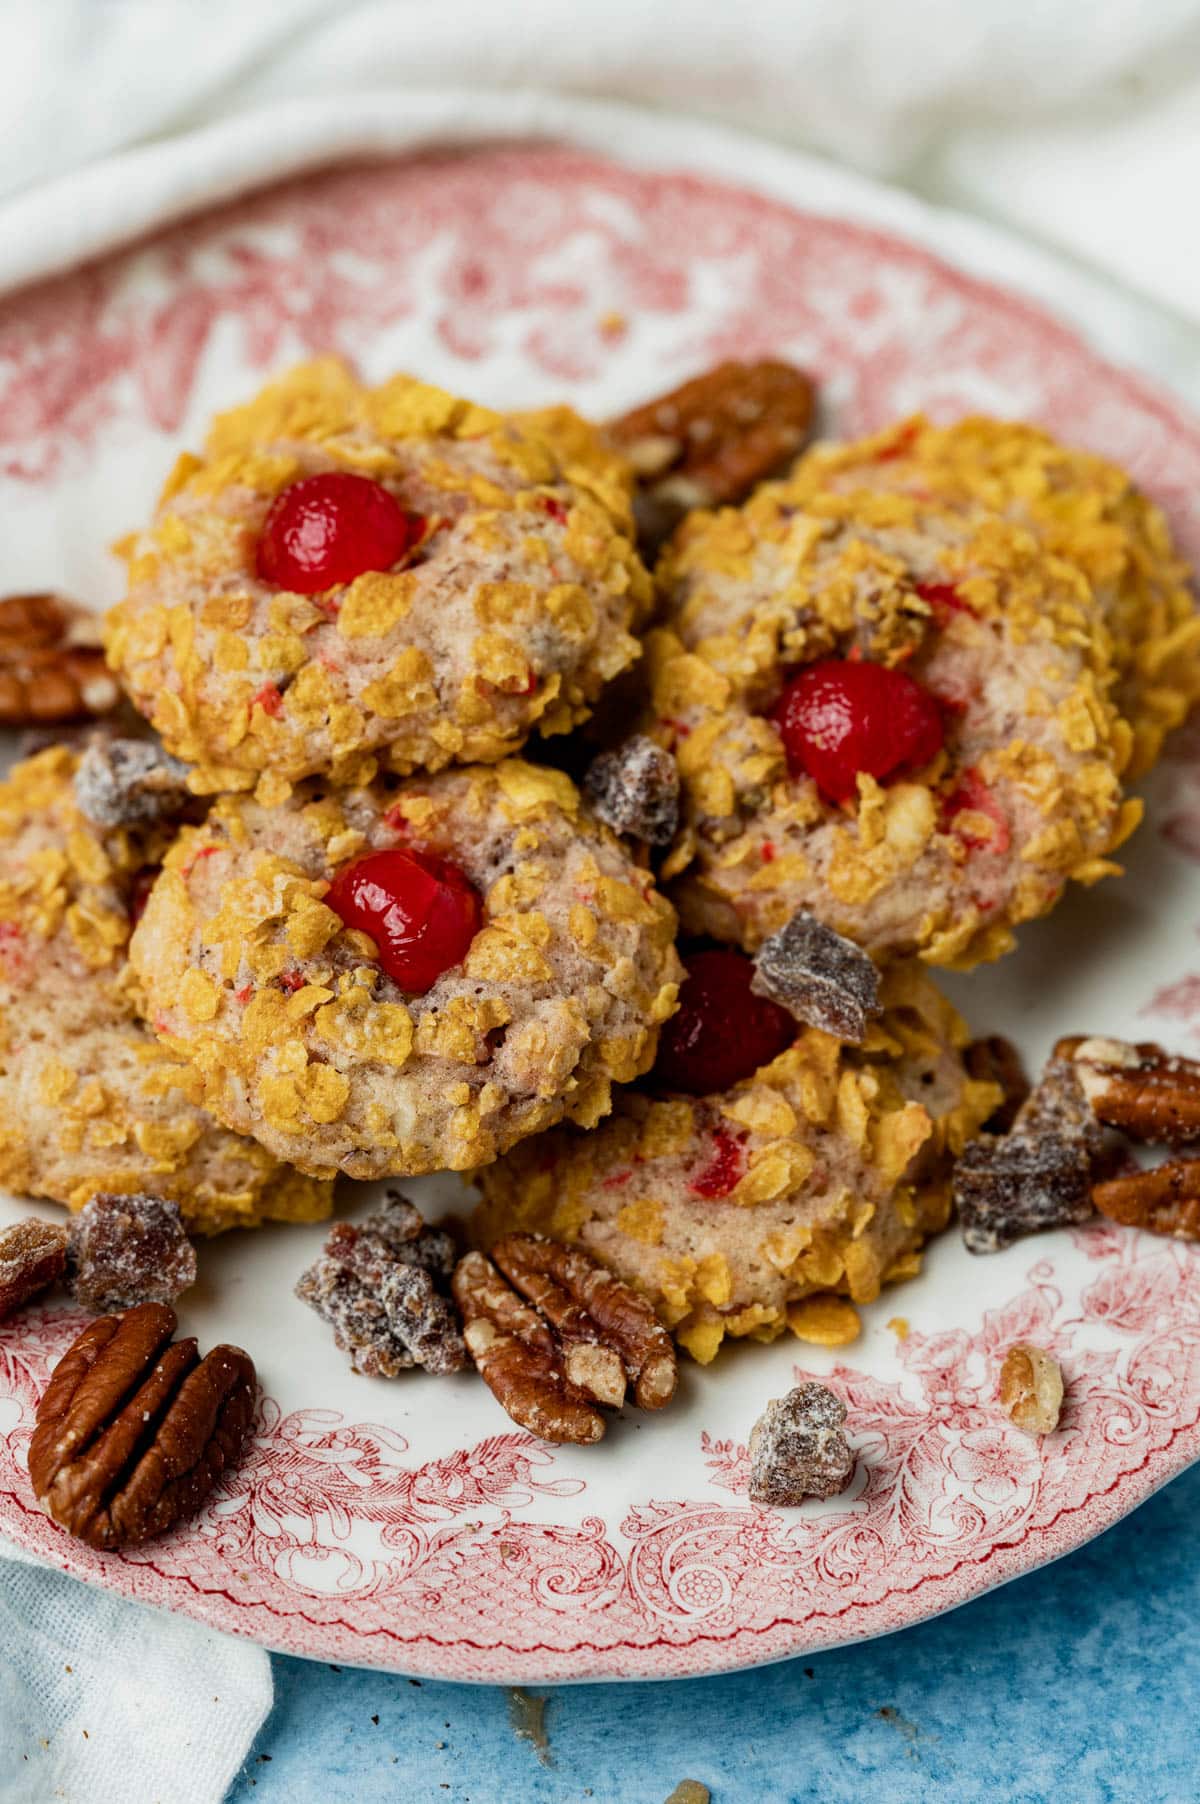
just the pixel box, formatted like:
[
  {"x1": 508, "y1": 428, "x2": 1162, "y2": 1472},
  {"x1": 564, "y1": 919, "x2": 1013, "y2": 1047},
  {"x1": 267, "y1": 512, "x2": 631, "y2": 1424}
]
[{"x1": 229, "y1": 1460, "x2": 1200, "y2": 1803}]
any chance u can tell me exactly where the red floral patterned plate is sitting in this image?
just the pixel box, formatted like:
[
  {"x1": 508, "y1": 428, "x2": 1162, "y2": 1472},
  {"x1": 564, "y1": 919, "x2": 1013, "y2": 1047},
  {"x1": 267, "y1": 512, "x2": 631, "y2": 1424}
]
[{"x1": 3, "y1": 129, "x2": 1200, "y2": 1682}]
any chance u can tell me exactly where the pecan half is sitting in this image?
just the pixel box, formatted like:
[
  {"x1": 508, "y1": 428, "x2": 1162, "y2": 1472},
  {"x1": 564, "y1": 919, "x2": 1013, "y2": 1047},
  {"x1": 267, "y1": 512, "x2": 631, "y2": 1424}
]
[
  {"x1": 28, "y1": 1302, "x2": 256, "y2": 1549},
  {"x1": 0, "y1": 592, "x2": 120, "y2": 725},
  {"x1": 608, "y1": 359, "x2": 815, "y2": 551},
  {"x1": 1092, "y1": 1158, "x2": 1200, "y2": 1240},
  {"x1": 453, "y1": 1237, "x2": 677, "y2": 1444},
  {"x1": 1070, "y1": 1037, "x2": 1200, "y2": 1146}
]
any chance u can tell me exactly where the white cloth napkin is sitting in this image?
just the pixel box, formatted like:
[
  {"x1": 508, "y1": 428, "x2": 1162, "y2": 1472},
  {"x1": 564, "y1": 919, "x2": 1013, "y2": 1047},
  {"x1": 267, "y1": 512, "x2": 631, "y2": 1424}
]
[
  {"x1": 2, "y1": 7, "x2": 1199, "y2": 1802},
  {"x1": 0, "y1": 1544, "x2": 271, "y2": 1804}
]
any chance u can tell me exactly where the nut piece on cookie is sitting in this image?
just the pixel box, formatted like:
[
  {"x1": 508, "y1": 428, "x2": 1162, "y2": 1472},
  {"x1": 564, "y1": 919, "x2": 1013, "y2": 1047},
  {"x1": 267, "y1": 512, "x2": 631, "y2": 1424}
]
[
  {"x1": 28, "y1": 1301, "x2": 256, "y2": 1549},
  {"x1": 584, "y1": 735, "x2": 680, "y2": 846},
  {"x1": 750, "y1": 911, "x2": 881, "y2": 1043},
  {"x1": 998, "y1": 1343, "x2": 1063, "y2": 1436},
  {"x1": 748, "y1": 1382, "x2": 854, "y2": 1505},
  {"x1": 104, "y1": 360, "x2": 650, "y2": 790},
  {"x1": 73, "y1": 737, "x2": 193, "y2": 831},
  {"x1": 453, "y1": 1237, "x2": 677, "y2": 1444},
  {"x1": 296, "y1": 1196, "x2": 467, "y2": 1377},
  {"x1": 0, "y1": 1219, "x2": 69, "y2": 1320},
  {"x1": 67, "y1": 1194, "x2": 197, "y2": 1312}
]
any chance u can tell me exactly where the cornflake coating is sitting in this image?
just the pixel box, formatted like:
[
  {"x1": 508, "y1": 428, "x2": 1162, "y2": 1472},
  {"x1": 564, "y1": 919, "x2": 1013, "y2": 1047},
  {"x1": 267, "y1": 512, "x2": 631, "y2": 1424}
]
[
  {"x1": 748, "y1": 1382, "x2": 854, "y2": 1504},
  {"x1": 583, "y1": 736, "x2": 680, "y2": 846},
  {"x1": 295, "y1": 1199, "x2": 466, "y2": 1377},
  {"x1": 73, "y1": 737, "x2": 193, "y2": 831},
  {"x1": 998, "y1": 1343, "x2": 1063, "y2": 1436},
  {"x1": 0, "y1": 746, "x2": 333, "y2": 1235},
  {"x1": 104, "y1": 359, "x2": 650, "y2": 791},
  {"x1": 67, "y1": 1193, "x2": 196, "y2": 1311},
  {"x1": 0, "y1": 1219, "x2": 68, "y2": 1320},
  {"x1": 475, "y1": 965, "x2": 1000, "y2": 1364},
  {"x1": 649, "y1": 415, "x2": 1188, "y2": 969},
  {"x1": 751, "y1": 911, "x2": 881, "y2": 1042},
  {"x1": 130, "y1": 759, "x2": 682, "y2": 1179}
]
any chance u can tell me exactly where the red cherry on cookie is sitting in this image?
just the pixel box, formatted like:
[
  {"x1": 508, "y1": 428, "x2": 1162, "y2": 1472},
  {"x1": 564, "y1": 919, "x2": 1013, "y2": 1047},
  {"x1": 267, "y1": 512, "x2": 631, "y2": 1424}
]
[
  {"x1": 256, "y1": 473, "x2": 424, "y2": 594},
  {"x1": 326, "y1": 848, "x2": 482, "y2": 994},
  {"x1": 773, "y1": 657, "x2": 944, "y2": 803},
  {"x1": 653, "y1": 949, "x2": 795, "y2": 1095}
]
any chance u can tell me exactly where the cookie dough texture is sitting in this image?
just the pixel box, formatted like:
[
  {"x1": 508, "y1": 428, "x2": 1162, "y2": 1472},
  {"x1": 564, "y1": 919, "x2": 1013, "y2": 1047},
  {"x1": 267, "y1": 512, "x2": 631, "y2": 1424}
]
[
  {"x1": 130, "y1": 760, "x2": 682, "y2": 1180},
  {"x1": 474, "y1": 966, "x2": 999, "y2": 1363},
  {"x1": 104, "y1": 360, "x2": 650, "y2": 792},
  {"x1": 649, "y1": 415, "x2": 1196, "y2": 968},
  {"x1": 0, "y1": 747, "x2": 331, "y2": 1234}
]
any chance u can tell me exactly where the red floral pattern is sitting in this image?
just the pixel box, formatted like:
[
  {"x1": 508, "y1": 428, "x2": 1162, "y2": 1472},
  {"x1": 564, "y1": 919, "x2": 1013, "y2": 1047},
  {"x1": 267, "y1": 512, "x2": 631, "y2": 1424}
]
[{"x1": 2, "y1": 145, "x2": 1200, "y2": 1681}]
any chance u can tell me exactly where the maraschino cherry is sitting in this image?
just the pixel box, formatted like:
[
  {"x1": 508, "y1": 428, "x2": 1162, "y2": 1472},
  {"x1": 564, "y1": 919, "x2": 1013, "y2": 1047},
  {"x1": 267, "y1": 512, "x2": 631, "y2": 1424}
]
[
  {"x1": 256, "y1": 473, "x2": 424, "y2": 594},
  {"x1": 653, "y1": 949, "x2": 795, "y2": 1094},
  {"x1": 326, "y1": 848, "x2": 481, "y2": 994},
  {"x1": 773, "y1": 657, "x2": 944, "y2": 803}
]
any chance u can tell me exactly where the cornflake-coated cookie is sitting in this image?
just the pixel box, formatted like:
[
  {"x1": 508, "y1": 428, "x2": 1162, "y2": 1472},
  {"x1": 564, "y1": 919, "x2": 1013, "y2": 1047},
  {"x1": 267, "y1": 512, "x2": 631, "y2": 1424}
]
[
  {"x1": 0, "y1": 746, "x2": 332, "y2": 1234},
  {"x1": 474, "y1": 965, "x2": 999, "y2": 1363},
  {"x1": 648, "y1": 416, "x2": 1193, "y2": 968},
  {"x1": 104, "y1": 360, "x2": 650, "y2": 793},
  {"x1": 130, "y1": 759, "x2": 682, "y2": 1180}
]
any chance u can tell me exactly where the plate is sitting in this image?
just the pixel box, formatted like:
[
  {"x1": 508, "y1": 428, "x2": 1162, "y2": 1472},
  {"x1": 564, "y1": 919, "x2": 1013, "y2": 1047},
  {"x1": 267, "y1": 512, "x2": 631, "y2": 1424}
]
[{"x1": 3, "y1": 126, "x2": 1200, "y2": 1683}]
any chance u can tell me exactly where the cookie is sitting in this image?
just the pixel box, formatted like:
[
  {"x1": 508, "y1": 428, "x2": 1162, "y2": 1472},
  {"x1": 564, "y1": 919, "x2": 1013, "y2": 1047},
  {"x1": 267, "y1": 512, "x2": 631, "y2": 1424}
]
[
  {"x1": 129, "y1": 759, "x2": 682, "y2": 1180},
  {"x1": 104, "y1": 360, "x2": 650, "y2": 793},
  {"x1": 474, "y1": 963, "x2": 999, "y2": 1363},
  {"x1": 0, "y1": 747, "x2": 332, "y2": 1234},
  {"x1": 794, "y1": 416, "x2": 1200, "y2": 778},
  {"x1": 646, "y1": 417, "x2": 1178, "y2": 966}
]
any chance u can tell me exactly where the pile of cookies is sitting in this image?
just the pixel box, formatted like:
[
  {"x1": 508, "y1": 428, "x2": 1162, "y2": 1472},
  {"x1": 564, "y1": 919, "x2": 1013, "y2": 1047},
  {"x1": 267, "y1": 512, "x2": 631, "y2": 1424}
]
[{"x1": 4, "y1": 353, "x2": 1200, "y2": 1538}]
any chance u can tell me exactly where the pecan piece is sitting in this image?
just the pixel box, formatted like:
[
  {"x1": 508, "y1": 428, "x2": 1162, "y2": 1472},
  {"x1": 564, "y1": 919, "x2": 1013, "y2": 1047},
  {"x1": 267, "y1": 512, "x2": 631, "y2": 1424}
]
[
  {"x1": 453, "y1": 1237, "x2": 678, "y2": 1444},
  {"x1": 608, "y1": 359, "x2": 815, "y2": 551},
  {"x1": 1092, "y1": 1158, "x2": 1200, "y2": 1240},
  {"x1": 965, "y1": 1036, "x2": 1031, "y2": 1135},
  {"x1": 751, "y1": 910, "x2": 881, "y2": 1043},
  {"x1": 28, "y1": 1302, "x2": 256, "y2": 1549},
  {"x1": 998, "y1": 1343, "x2": 1063, "y2": 1436},
  {"x1": 0, "y1": 592, "x2": 120, "y2": 725},
  {"x1": 0, "y1": 1218, "x2": 68, "y2": 1320},
  {"x1": 1070, "y1": 1037, "x2": 1200, "y2": 1146}
]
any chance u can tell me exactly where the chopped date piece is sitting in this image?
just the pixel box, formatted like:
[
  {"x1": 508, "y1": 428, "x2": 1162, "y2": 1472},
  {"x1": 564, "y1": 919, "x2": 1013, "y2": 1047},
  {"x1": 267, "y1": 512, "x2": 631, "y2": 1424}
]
[
  {"x1": 954, "y1": 1132, "x2": 1094, "y2": 1255},
  {"x1": 965, "y1": 1036, "x2": 1031, "y2": 1134},
  {"x1": 748, "y1": 1382, "x2": 854, "y2": 1505},
  {"x1": 0, "y1": 1218, "x2": 68, "y2": 1320},
  {"x1": 73, "y1": 737, "x2": 193, "y2": 831},
  {"x1": 67, "y1": 1194, "x2": 197, "y2": 1312},
  {"x1": 751, "y1": 910, "x2": 881, "y2": 1043},
  {"x1": 998, "y1": 1343, "x2": 1064, "y2": 1436},
  {"x1": 295, "y1": 1198, "x2": 466, "y2": 1377},
  {"x1": 1023, "y1": 1039, "x2": 1110, "y2": 1158},
  {"x1": 583, "y1": 736, "x2": 680, "y2": 846}
]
